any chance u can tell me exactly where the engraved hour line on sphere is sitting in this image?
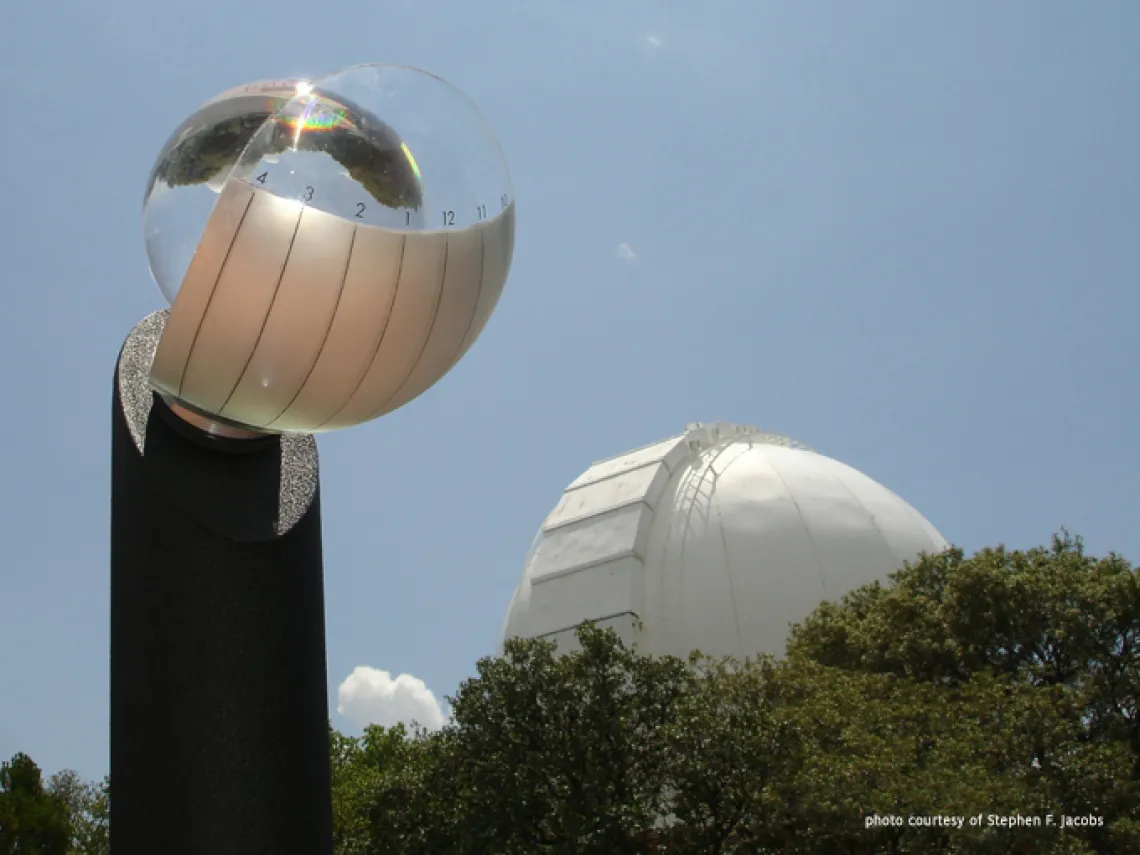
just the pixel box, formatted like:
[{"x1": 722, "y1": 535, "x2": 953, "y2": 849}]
[
  {"x1": 366, "y1": 236, "x2": 451, "y2": 421},
  {"x1": 449, "y1": 229, "x2": 488, "y2": 372},
  {"x1": 311, "y1": 235, "x2": 407, "y2": 431},
  {"x1": 216, "y1": 207, "x2": 305, "y2": 416},
  {"x1": 264, "y1": 226, "x2": 359, "y2": 429},
  {"x1": 177, "y1": 191, "x2": 256, "y2": 399}
]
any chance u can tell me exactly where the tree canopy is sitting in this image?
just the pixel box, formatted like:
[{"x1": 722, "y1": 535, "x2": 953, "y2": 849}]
[
  {"x1": 0, "y1": 753, "x2": 73, "y2": 855},
  {"x1": 334, "y1": 533, "x2": 1138, "y2": 854}
]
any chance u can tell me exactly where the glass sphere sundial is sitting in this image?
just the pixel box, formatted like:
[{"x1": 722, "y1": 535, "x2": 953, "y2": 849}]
[{"x1": 142, "y1": 63, "x2": 515, "y2": 434}]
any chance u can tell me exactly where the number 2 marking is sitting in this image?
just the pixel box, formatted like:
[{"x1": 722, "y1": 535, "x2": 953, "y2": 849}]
[{"x1": 356, "y1": 202, "x2": 366, "y2": 218}]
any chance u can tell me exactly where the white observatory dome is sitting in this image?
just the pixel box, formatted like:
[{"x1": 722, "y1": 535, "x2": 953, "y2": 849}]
[{"x1": 502, "y1": 422, "x2": 948, "y2": 660}]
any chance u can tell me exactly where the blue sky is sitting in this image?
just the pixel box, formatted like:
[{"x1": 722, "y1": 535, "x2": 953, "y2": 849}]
[{"x1": 1, "y1": 1, "x2": 1136, "y2": 782}]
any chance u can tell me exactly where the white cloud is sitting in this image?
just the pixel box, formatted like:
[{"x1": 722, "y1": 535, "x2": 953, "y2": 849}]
[
  {"x1": 336, "y1": 666, "x2": 446, "y2": 731},
  {"x1": 617, "y1": 242, "x2": 638, "y2": 261},
  {"x1": 645, "y1": 33, "x2": 664, "y2": 49}
]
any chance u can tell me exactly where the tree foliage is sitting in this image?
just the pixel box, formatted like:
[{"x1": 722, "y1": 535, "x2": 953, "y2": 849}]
[
  {"x1": 0, "y1": 753, "x2": 71, "y2": 855},
  {"x1": 336, "y1": 534, "x2": 1137, "y2": 854},
  {"x1": 46, "y1": 772, "x2": 109, "y2": 855},
  {"x1": 787, "y1": 532, "x2": 1139, "y2": 852}
]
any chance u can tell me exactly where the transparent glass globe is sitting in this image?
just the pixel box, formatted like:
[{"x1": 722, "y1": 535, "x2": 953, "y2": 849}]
[{"x1": 144, "y1": 63, "x2": 516, "y2": 434}]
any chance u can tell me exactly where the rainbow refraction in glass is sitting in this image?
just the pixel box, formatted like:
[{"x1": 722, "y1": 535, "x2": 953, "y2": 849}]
[
  {"x1": 283, "y1": 95, "x2": 352, "y2": 136},
  {"x1": 400, "y1": 142, "x2": 422, "y2": 184}
]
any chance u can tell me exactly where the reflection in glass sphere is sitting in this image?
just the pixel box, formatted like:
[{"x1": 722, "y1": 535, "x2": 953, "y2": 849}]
[{"x1": 145, "y1": 64, "x2": 516, "y2": 435}]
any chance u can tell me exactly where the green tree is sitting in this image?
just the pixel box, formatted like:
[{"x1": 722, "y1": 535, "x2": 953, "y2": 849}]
[
  {"x1": 45, "y1": 771, "x2": 101, "y2": 855},
  {"x1": 657, "y1": 654, "x2": 794, "y2": 853},
  {"x1": 331, "y1": 722, "x2": 433, "y2": 855},
  {"x1": 339, "y1": 535, "x2": 1136, "y2": 854},
  {"x1": 71, "y1": 777, "x2": 108, "y2": 855},
  {"x1": 395, "y1": 625, "x2": 691, "y2": 854},
  {"x1": 0, "y1": 753, "x2": 72, "y2": 855},
  {"x1": 362, "y1": 725, "x2": 469, "y2": 853},
  {"x1": 786, "y1": 532, "x2": 1139, "y2": 853}
]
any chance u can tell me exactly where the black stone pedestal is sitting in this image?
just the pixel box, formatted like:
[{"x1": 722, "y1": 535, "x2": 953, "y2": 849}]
[{"x1": 110, "y1": 311, "x2": 333, "y2": 855}]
